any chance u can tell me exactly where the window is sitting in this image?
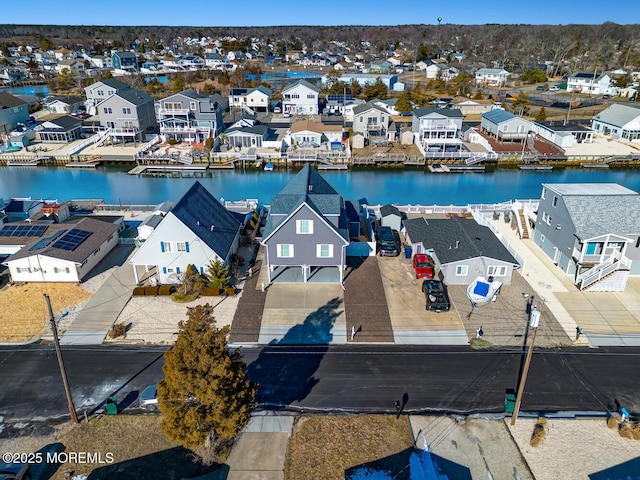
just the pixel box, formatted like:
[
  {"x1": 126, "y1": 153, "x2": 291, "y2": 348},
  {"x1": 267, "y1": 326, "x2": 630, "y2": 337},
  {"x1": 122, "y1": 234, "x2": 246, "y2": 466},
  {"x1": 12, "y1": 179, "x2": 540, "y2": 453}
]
[
  {"x1": 97, "y1": 90, "x2": 104, "y2": 96},
  {"x1": 296, "y1": 219, "x2": 313, "y2": 234},
  {"x1": 317, "y1": 244, "x2": 333, "y2": 258},
  {"x1": 54, "y1": 267, "x2": 71, "y2": 274},
  {"x1": 103, "y1": 107, "x2": 112, "y2": 114},
  {"x1": 17, "y1": 267, "x2": 31, "y2": 273},
  {"x1": 307, "y1": 94, "x2": 315, "y2": 99},
  {"x1": 636, "y1": 237, "x2": 640, "y2": 248},
  {"x1": 540, "y1": 234, "x2": 545, "y2": 243},
  {"x1": 161, "y1": 241, "x2": 172, "y2": 253},
  {"x1": 455, "y1": 265, "x2": 468, "y2": 276},
  {"x1": 541, "y1": 188, "x2": 546, "y2": 199},
  {"x1": 190, "y1": 101, "x2": 197, "y2": 111},
  {"x1": 541, "y1": 212, "x2": 552, "y2": 226},
  {"x1": 277, "y1": 244, "x2": 294, "y2": 258},
  {"x1": 487, "y1": 265, "x2": 507, "y2": 276},
  {"x1": 552, "y1": 196, "x2": 558, "y2": 207},
  {"x1": 122, "y1": 107, "x2": 131, "y2": 115},
  {"x1": 177, "y1": 241, "x2": 189, "y2": 252}
]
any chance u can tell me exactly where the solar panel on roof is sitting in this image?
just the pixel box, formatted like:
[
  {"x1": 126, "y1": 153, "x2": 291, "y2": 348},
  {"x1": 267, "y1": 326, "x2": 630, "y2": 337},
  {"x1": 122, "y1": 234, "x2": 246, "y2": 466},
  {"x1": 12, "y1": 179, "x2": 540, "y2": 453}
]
[
  {"x1": 0, "y1": 225, "x2": 47, "y2": 237},
  {"x1": 52, "y1": 229, "x2": 92, "y2": 251},
  {"x1": 29, "y1": 229, "x2": 68, "y2": 251}
]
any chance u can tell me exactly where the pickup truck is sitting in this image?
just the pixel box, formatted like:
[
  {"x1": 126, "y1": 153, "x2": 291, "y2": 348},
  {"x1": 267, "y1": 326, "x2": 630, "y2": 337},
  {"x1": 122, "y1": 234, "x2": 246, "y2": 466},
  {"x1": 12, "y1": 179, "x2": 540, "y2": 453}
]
[{"x1": 412, "y1": 253, "x2": 434, "y2": 279}]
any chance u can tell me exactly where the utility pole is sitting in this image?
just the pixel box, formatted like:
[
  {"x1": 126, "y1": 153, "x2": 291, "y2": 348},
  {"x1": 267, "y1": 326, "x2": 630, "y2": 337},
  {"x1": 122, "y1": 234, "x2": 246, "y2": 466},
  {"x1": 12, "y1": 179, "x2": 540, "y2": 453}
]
[
  {"x1": 45, "y1": 293, "x2": 79, "y2": 424},
  {"x1": 511, "y1": 308, "x2": 540, "y2": 426}
]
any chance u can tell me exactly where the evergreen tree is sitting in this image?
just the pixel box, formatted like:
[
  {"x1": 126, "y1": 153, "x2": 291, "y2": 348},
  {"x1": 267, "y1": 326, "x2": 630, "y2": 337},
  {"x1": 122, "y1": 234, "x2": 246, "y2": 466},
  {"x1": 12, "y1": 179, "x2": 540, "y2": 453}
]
[
  {"x1": 349, "y1": 79, "x2": 362, "y2": 97},
  {"x1": 206, "y1": 259, "x2": 231, "y2": 290},
  {"x1": 363, "y1": 78, "x2": 387, "y2": 100},
  {"x1": 511, "y1": 90, "x2": 532, "y2": 116},
  {"x1": 395, "y1": 91, "x2": 412, "y2": 112},
  {"x1": 535, "y1": 106, "x2": 548, "y2": 122},
  {"x1": 172, "y1": 74, "x2": 185, "y2": 93},
  {"x1": 158, "y1": 304, "x2": 257, "y2": 450}
]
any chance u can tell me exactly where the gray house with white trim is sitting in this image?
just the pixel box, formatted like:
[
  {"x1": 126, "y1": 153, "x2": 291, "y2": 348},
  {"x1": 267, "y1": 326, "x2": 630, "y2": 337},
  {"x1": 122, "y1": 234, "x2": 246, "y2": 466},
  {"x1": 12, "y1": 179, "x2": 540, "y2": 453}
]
[
  {"x1": 591, "y1": 104, "x2": 640, "y2": 142},
  {"x1": 97, "y1": 88, "x2": 158, "y2": 141},
  {"x1": 481, "y1": 109, "x2": 534, "y2": 142},
  {"x1": 533, "y1": 183, "x2": 640, "y2": 291},
  {"x1": 404, "y1": 216, "x2": 519, "y2": 285},
  {"x1": 261, "y1": 164, "x2": 349, "y2": 284}
]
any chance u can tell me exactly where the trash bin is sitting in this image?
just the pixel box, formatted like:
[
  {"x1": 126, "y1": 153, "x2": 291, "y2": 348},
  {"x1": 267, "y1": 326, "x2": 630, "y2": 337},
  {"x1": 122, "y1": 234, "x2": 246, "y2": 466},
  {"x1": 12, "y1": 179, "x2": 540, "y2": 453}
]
[
  {"x1": 504, "y1": 393, "x2": 516, "y2": 414},
  {"x1": 404, "y1": 245, "x2": 412, "y2": 259},
  {"x1": 105, "y1": 395, "x2": 118, "y2": 415}
]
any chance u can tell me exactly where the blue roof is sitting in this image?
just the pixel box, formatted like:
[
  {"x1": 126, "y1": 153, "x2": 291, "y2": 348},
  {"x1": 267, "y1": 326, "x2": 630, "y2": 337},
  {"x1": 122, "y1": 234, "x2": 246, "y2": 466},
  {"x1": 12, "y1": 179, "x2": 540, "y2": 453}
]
[
  {"x1": 482, "y1": 109, "x2": 516, "y2": 124},
  {"x1": 171, "y1": 182, "x2": 242, "y2": 260}
]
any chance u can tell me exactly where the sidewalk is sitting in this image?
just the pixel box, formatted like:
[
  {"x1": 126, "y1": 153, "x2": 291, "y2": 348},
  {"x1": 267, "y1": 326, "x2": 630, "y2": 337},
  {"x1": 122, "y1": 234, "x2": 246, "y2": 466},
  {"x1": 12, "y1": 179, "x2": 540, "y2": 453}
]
[{"x1": 60, "y1": 248, "x2": 137, "y2": 345}]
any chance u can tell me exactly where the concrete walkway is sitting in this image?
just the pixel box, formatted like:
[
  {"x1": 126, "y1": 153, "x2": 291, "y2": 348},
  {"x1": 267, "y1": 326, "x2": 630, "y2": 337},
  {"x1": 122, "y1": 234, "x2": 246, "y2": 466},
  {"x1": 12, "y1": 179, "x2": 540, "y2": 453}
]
[
  {"x1": 225, "y1": 413, "x2": 294, "y2": 480},
  {"x1": 487, "y1": 215, "x2": 590, "y2": 346},
  {"x1": 61, "y1": 252, "x2": 137, "y2": 345}
]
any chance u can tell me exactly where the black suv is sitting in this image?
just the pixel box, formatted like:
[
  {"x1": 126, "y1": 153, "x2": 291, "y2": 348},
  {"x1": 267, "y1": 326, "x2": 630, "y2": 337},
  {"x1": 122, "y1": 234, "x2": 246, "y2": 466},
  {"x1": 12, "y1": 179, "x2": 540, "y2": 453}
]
[
  {"x1": 422, "y1": 279, "x2": 451, "y2": 312},
  {"x1": 376, "y1": 226, "x2": 401, "y2": 257}
]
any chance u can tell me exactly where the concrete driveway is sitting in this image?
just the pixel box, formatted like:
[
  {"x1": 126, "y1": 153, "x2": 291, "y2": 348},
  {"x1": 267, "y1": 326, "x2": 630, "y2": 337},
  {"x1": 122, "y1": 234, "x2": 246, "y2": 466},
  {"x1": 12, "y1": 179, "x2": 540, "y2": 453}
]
[
  {"x1": 376, "y1": 255, "x2": 467, "y2": 345},
  {"x1": 259, "y1": 283, "x2": 347, "y2": 344}
]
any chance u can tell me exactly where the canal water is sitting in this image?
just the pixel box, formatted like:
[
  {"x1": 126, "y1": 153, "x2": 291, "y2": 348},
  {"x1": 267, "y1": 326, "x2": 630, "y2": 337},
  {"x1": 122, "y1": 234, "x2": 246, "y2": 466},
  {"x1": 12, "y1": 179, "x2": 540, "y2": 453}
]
[{"x1": 1, "y1": 166, "x2": 640, "y2": 206}]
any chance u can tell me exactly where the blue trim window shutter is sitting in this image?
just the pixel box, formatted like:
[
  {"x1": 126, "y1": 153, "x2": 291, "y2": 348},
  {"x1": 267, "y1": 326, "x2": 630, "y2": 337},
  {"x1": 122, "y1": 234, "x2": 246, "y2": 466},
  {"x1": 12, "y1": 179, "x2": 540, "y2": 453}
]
[
  {"x1": 185, "y1": 242, "x2": 190, "y2": 252},
  {"x1": 200, "y1": 266, "x2": 204, "y2": 274},
  {"x1": 161, "y1": 242, "x2": 165, "y2": 252},
  {"x1": 176, "y1": 266, "x2": 180, "y2": 274},
  {"x1": 162, "y1": 267, "x2": 167, "y2": 274}
]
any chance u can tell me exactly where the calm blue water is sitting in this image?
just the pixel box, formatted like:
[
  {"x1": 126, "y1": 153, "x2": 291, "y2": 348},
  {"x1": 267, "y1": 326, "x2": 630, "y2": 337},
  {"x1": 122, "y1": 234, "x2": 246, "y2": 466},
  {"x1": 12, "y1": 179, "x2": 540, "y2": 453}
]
[
  {"x1": 1, "y1": 166, "x2": 640, "y2": 206},
  {"x1": 247, "y1": 71, "x2": 321, "y2": 82},
  {"x1": 4, "y1": 85, "x2": 51, "y2": 97}
]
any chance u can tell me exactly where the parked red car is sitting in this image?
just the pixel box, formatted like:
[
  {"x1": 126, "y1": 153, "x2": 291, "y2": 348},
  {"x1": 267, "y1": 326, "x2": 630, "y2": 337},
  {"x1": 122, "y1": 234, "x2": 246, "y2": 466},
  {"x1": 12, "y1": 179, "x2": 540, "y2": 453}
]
[{"x1": 412, "y1": 253, "x2": 434, "y2": 279}]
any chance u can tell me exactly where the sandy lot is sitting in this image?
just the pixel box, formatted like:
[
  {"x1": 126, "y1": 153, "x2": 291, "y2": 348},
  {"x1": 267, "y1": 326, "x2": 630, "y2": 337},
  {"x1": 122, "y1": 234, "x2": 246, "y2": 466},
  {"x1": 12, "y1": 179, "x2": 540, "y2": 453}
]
[{"x1": 108, "y1": 292, "x2": 240, "y2": 344}]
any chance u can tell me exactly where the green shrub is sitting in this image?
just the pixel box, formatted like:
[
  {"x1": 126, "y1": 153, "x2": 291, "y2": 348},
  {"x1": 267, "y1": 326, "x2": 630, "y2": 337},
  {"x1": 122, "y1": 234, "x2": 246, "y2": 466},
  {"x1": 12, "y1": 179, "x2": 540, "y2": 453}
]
[
  {"x1": 108, "y1": 323, "x2": 127, "y2": 339},
  {"x1": 171, "y1": 292, "x2": 199, "y2": 303},
  {"x1": 469, "y1": 337, "x2": 491, "y2": 350}
]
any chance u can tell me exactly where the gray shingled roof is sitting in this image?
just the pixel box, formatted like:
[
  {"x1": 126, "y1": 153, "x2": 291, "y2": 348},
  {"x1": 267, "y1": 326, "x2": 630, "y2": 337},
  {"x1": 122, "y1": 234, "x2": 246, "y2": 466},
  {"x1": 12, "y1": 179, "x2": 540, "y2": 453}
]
[
  {"x1": 413, "y1": 106, "x2": 463, "y2": 118},
  {"x1": 180, "y1": 88, "x2": 208, "y2": 99},
  {"x1": 404, "y1": 217, "x2": 519, "y2": 265},
  {"x1": 99, "y1": 78, "x2": 130, "y2": 90},
  {"x1": 43, "y1": 116, "x2": 83, "y2": 130},
  {"x1": 592, "y1": 104, "x2": 640, "y2": 128},
  {"x1": 353, "y1": 102, "x2": 387, "y2": 115},
  {"x1": 0, "y1": 92, "x2": 27, "y2": 108},
  {"x1": 170, "y1": 181, "x2": 242, "y2": 260},
  {"x1": 262, "y1": 164, "x2": 347, "y2": 239},
  {"x1": 116, "y1": 88, "x2": 154, "y2": 106},
  {"x1": 283, "y1": 79, "x2": 320, "y2": 93},
  {"x1": 380, "y1": 204, "x2": 402, "y2": 218},
  {"x1": 545, "y1": 183, "x2": 640, "y2": 240}
]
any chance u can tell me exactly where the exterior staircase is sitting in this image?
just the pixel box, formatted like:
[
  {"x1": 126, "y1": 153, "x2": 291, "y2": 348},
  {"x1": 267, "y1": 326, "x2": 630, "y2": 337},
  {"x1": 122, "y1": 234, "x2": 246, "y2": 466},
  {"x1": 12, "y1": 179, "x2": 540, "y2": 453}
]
[
  {"x1": 518, "y1": 210, "x2": 529, "y2": 239},
  {"x1": 577, "y1": 254, "x2": 632, "y2": 291}
]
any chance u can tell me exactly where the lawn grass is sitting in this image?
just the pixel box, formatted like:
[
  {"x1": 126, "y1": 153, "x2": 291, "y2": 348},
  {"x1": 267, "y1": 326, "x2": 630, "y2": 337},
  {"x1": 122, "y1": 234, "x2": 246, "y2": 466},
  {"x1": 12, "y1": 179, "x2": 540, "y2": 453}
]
[
  {"x1": 0, "y1": 282, "x2": 91, "y2": 342},
  {"x1": 284, "y1": 415, "x2": 414, "y2": 480},
  {"x1": 50, "y1": 415, "x2": 212, "y2": 479}
]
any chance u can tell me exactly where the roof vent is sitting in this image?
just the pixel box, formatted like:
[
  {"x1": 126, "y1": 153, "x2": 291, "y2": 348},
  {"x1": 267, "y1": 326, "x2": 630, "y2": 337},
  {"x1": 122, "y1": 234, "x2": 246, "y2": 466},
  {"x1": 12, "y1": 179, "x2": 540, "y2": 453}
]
[
  {"x1": 308, "y1": 184, "x2": 313, "y2": 192},
  {"x1": 196, "y1": 220, "x2": 200, "y2": 226},
  {"x1": 455, "y1": 240, "x2": 460, "y2": 249},
  {"x1": 210, "y1": 224, "x2": 215, "y2": 231}
]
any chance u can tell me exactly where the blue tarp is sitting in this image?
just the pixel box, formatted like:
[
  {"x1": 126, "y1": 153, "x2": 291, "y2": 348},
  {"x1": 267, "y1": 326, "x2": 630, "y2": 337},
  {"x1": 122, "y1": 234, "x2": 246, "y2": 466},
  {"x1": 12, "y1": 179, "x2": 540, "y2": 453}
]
[{"x1": 473, "y1": 281, "x2": 490, "y2": 297}]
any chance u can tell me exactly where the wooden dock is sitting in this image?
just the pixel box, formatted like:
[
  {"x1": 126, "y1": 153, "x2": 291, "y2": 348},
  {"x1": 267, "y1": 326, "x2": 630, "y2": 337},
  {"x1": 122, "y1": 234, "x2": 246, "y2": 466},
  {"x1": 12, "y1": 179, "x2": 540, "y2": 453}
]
[
  {"x1": 128, "y1": 164, "x2": 209, "y2": 175},
  {"x1": 447, "y1": 164, "x2": 486, "y2": 172},
  {"x1": 6, "y1": 158, "x2": 41, "y2": 166},
  {"x1": 581, "y1": 162, "x2": 609, "y2": 169},
  {"x1": 318, "y1": 164, "x2": 348, "y2": 170}
]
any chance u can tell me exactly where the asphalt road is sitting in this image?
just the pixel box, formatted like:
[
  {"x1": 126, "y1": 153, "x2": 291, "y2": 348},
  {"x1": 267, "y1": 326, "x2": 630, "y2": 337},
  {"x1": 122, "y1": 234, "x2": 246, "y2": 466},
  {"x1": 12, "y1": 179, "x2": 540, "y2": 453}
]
[{"x1": 1, "y1": 345, "x2": 638, "y2": 423}]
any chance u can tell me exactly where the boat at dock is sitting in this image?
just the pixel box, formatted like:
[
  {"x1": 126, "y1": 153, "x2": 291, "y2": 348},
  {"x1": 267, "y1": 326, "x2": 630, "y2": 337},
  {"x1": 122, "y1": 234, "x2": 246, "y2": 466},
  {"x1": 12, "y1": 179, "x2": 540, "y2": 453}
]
[
  {"x1": 428, "y1": 164, "x2": 451, "y2": 173},
  {"x1": 264, "y1": 163, "x2": 275, "y2": 171},
  {"x1": 447, "y1": 164, "x2": 485, "y2": 172},
  {"x1": 518, "y1": 165, "x2": 553, "y2": 171},
  {"x1": 581, "y1": 162, "x2": 610, "y2": 168},
  {"x1": 317, "y1": 164, "x2": 348, "y2": 170},
  {"x1": 6, "y1": 157, "x2": 42, "y2": 166}
]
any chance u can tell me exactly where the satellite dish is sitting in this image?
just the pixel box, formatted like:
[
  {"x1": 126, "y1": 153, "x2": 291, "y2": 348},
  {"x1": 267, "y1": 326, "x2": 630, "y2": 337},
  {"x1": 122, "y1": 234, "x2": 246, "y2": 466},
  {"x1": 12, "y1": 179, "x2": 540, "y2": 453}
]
[{"x1": 437, "y1": 17, "x2": 443, "y2": 25}]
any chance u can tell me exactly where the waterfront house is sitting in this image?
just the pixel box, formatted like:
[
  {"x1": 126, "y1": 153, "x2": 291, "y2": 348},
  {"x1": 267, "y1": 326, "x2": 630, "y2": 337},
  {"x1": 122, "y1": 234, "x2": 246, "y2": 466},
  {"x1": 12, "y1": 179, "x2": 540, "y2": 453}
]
[
  {"x1": 533, "y1": 183, "x2": 640, "y2": 291},
  {"x1": 84, "y1": 78, "x2": 131, "y2": 115},
  {"x1": 224, "y1": 124, "x2": 277, "y2": 149},
  {"x1": 228, "y1": 86, "x2": 272, "y2": 113},
  {"x1": 157, "y1": 89, "x2": 225, "y2": 144},
  {"x1": 129, "y1": 182, "x2": 244, "y2": 285},
  {"x1": 0, "y1": 92, "x2": 29, "y2": 131},
  {"x1": 287, "y1": 119, "x2": 343, "y2": 151},
  {"x1": 412, "y1": 107, "x2": 464, "y2": 153},
  {"x1": 46, "y1": 96, "x2": 85, "y2": 115},
  {"x1": 96, "y1": 88, "x2": 158, "y2": 141},
  {"x1": 532, "y1": 120, "x2": 594, "y2": 148},
  {"x1": 590, "y1": 104, "x2": 640, "y2": 142},
  {"x1": 475, "y1": 68, "x2": 510, "y2": 87},
  {"x1": 404, "y1": 216, "x2": 519, "y2": 285},
  {"x1": 112, "y1": 51, "x2": 139, "y2": 72},
  {"x1": 566, "y1": 72, "x2": 612, "y2": 95},
  {"x1": 36, "y1": 116, "x2": 83, "y2": 143},
  {"x1": 261, "y1": 164, "x2": 350, "y2": 284},
  {"x1": 481, "y1": 109, "x2": 534, "y2": 142},
  {"x1": 1, "y1": 217, "x2": 119, "y2": 283},
  {"x1": 282, "y1": 80, "x2": 320, "y2": 115},
  {"x1": 352, "y1": 102, "x2": 390, "y2": 143}
]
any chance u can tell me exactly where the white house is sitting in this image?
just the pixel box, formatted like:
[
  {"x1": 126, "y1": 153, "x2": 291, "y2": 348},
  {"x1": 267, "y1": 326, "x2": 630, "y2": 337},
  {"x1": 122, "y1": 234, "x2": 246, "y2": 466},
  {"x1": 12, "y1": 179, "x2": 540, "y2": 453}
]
[
  {"x1": 567, "y1": 72, "x2": 612, "y2": 95},
  {"x1": 475, "y1": 68, "x2": 510, "y2": 87},
  {"x1": 282, "y1": 80, "x2": 320, "y2": 115},
  {"x1": 228, "y1": 86, "x2": 272, "y2": 112},
  {"x1": 129, "y1": 181, "x2": 245, "y2": 285},
  {"x1": 591, "y1": 104, "x2": 640, "y2": 142},
  {"x1": 1, "y1": 217, "x2": 120, "y2": 283}
]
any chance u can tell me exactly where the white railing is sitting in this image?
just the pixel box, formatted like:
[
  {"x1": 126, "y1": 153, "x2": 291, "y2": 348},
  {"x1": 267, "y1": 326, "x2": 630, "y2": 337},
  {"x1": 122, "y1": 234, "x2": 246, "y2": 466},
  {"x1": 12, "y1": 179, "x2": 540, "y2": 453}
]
[
  {"x1": 288, "y1": 153, "x2": 318, "y2": 161},
  {"x1": 577, "y1": 253, "x2": 632, "y2": 290},
  {"x1": 471, "y1": 209, "x2": 527, "y2": 274},
  {"x1": 157, "y1": 107, "x2": 190, "y2": 116},
  {"x1": 136, "y1": 135, "x2": 161, "y2": 155},
  {"x1": 107, "y1": 127, "x2": 139, "y2": 137},
  {"x1": 68, "y1": 128, "x2": 111, "y2": 155},
  {"x1": 160, "y1": 126, "x2": 197, "y2": 134}
]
